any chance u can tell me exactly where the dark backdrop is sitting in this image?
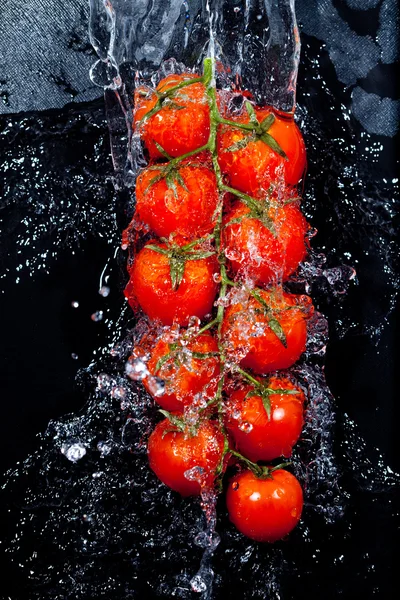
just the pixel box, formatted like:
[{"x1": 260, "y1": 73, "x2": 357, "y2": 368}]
[{"x1": 0, "y1": 1, "x2": 399, "y2": 599}]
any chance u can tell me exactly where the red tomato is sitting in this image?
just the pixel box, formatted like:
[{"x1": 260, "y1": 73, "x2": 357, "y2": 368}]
[
  {"x1": 221, "y1": 288, "x2": 313, "y2": 373},
  {"x1": 224, "y1": 376, "x2": 305, "y2": 462},
  {"x1": 218, "y1": 106, "x2": 306, "y2": 196},
  {"x1": 134, "y1": 73, "x2": 210, "y2": 159},
  {"x1": 222, "y1": 199, "x2": 309, "y2": 285},
  {"x1": 125, "y1": 240, "x2": 219, "y2": 326},
  {"x1": 226, "y1": 469, "x2": 303, "y2": 542},
  {"x1": 142, "y1": 329, "x2": 220, "y2": 412},
  {"x1": 148, "y1": 418, "x2": 226, "y2": 496},
  {"x1": 135, "y1": 164, "x2": 219, "y2": 239}
]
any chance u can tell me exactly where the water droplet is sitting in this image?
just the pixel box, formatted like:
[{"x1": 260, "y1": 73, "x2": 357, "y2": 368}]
[
  {"x1": 147, "y1": 376, "x2": 165, "y2": 397},
  {"x1": 190, "y1": 574, "x2": 207, "y2": 593},
  {"x1": 232, "y1": 481, "x2": 239, "y2": 491},
  {"x1": 239, "y1": 421, "x2": 253, "y2": 433},
  {"x1": 125, "y1": 357, "x2": 149, "y2": 381},
  {"x1": 97, "y1": 441, "x2": 112, "y2": 457},
  {"x1": 98, "y1": 285, "x2": 110, "y2": 297},
  {"x1": 71, "y1": 353, "x2": 78, "y2": 360},
  {"x1": 61, "y1": 443, "x2": 86, "y2": 463},
  {"x1": 111, "y1": 386, "x2": 126, "y2": 400},
  {"x1": 91, "y1": 310, "x2": 104, "y2": 322},
  {"x1": 71, "y1": 300, "x2": 79, "y2": 308}
]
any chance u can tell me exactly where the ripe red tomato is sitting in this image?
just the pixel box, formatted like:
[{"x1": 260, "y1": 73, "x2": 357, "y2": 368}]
[
  {"x1": 125, "y1": 240, "x2": 219, "y2": 326},
  {"x1": 221, "y1": 288, "x2": 313, "y2": 373},
  {"x1": 142, "y1": 329, "x2": 220, "y2": 412},
  {"x1": 224, "y1": 376, "x2": 305, "y2": 462},
  {"x1": 218, "y1": 106, "x2": 306, "y2": 196},
  {"x1": 222, "y1": 199, "x2": 309, "y2": 285},
  {"x1": 135, "y1": 164, "x2": 219, "y2": 239},
  {"x1": 134, "y1": 73, "x2": 210, "y2": 159},
  {"x1": 148, "y1": 418, "x2": 226, "y2": 496},
  {"x1": 226, "y1": 468, "x2": 303, "y2": 542}
]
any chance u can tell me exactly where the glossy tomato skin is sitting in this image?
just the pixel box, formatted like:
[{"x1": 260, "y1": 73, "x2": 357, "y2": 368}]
[
  {"x1": 125, "y1": 241, "x2": 219, "y2": 326},
  {"x1": 224, "y1": 376, "x2": 305, "y2": 462},
  {"x1": 223, "y1": 200, "x2": 308, "y2": 285},
  {"x1": 226, "y1": 469, "x2": 303, "y2": 542},
  {"x1": 218, "y1": 107, "x2": 306, "y2": 196},
  {"x1": 221, "y1": 288, "x2": 313, "y2": 374},
  {"x1": 135, "y1": 165, "x2": 219, "y2": 239},
  {"x1": 148, "y1": 418, "x2": 226, "y2": 496},
  {"x1": 143, "y1": 330, "x2": 220, "y2": 412},
  {"x1": 135, "y1": 74, "x2": 210, "y2": 159}
]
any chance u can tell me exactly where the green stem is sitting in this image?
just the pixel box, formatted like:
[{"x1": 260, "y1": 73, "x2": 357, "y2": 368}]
[{"x1": 236, "y1": 367, "x2": 260, "y2": 388}]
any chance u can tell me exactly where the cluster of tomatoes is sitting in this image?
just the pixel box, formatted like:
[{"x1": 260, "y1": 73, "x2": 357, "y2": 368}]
[{"x1": 123, "y1": 59, "x2": 314, "y2": 543}]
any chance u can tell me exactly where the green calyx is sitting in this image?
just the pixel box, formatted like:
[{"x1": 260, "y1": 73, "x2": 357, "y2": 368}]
[
  {"x1": 145, "y1": 237, "x2": 215, "y2": 291},
  {"x1": 154, "y1": 341, "x2": 219, "y2": 375},
  {"x1": 225, "y1": 101, "x2": 287, "y2": 159},
  {"x1": 235, "y1": 367, "x2": 299, "y2": 420},
  {"x1": 159, "y1": 409, "x2": 200, "y2": 439},
  {"x1": 138, "y1": 75, "x2": 204, "y2": 123},
  {"x1": 250, "y1": 289, "x2": 287, "y2": 347}
]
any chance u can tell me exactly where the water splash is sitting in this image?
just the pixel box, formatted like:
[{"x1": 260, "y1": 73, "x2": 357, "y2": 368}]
[{"x1": 0, "y1": 1, "x2": 398, "y2": 599}]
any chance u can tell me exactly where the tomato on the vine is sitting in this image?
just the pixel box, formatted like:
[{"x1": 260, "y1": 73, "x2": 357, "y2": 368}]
[
  {"x1": 218, "y1": 105, "x2": 306, "y2": 196},
  {"x1": 221, "y1": 288, "x2": 313, "y2": 373},
  {"x1": 135, "y1": 73, "x2": 210, "y2": 159},
  {"x1": 125, "y1": 239, "x2": 219, "y2": 326},
  {"x1": 141, "y1": 329, "x2": 220, "y2": 412},
  {"x1": 224, "y1": 376, "x2": 305, "y2": 462},
  {"x1": 222, "y1": 199, "x2": 309, "y2": 285},
  {"x1": 148, "y1": 417, "x2": 226, "y2": 496},
  {"x1": 135, "y1": 164, "x2": 219, "y2": 239},
  {"x1": 226, "y1": 468, "x2": 303, "y2": 542}
]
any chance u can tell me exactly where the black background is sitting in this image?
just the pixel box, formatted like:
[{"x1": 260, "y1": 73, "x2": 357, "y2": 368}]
[{"x1": 0, "y1": 1, "x2": 399, "y2": 598}]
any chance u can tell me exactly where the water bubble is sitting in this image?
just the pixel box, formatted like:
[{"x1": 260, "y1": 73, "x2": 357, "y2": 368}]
[
  {"x1": 239, "y1": 421, "x2": 253, "y2": 433},
  {"x1": 190, "y1": 574, "x2": 207, "y2": 593},
  {"x1": 98, "y1": 285, "x2": 110, "y2": 297},
  {"x1": 184, "y1": 466, "x2": 205, "y2": 483},
  {"x1": 97, "y1": 441, "x2": 112, "y2": 457},
  {"x1": 91, "y1": 310, "x2": 104, "y2": 322},
  {"x1": 147, "y1": 376, "x2": 165, "y2": 397},
  {"x1": 215, "y1": 295, "x2": 230, "y2": 308},
  {"x1": 110, "y1": 386, "x2": 126, "y2": 400},
  {"x1": 96, "y1": 373, "x2": 112, "y2": 392},
  {"x1": 71, "y1": 353, "x2": 78, "y2": 360},
  {"x1": 125, "y1": 357, "x2": 149, "y2": 381},
  {"x1": 61, "y1": 443, "x2": 87, "y2": 463}
]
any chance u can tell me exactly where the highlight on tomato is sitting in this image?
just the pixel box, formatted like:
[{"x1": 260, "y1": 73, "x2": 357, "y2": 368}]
[
  {"x1": 222, "y1": 198, "x2": 309, "y2": 286},
  {"x1": 125, "y1": 238, "x2": 219, "y2": 326},
  {"x1": 139, "y1": 328, "x2": 220, "y2": 412},
  {"x1": 135, "y1": 163, "x2": 219, "y2": 239},
  {"x1": 226, "y1": 468, "x2": 304, "y2": 542},
  {"x1": 134, "y1": 73, "x2": 210, "y2": 159},
  {"x1": 147, "y1": 416, "x2": 226, "y2": 496},
  {"x1": 224, "y1": 375, "x2": 305, "y2": 462},
  {"x1": 221, "y1": 287, "x2": 314, "y2": 374},
  {"x1": 218, "y1": 102, "x2": 306, "y2": 196}
]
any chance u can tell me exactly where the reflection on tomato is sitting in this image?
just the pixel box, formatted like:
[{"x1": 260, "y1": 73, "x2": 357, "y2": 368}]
[
  {"x1": 221, "y1": 288, "x2": 313, "y2": 373},
  {"x1": 142, "y1": 330, "x2": 220, "y2": 412},
  {"x1": 226, "y1": 468, "x2": 303, "y2": 542},
  {"x1": 218, "y1": 106, "x2": 306, "y2": 196},
  {"x1": 224, "y1": 376, "x2": 305, "y2": 462},
  {"x1": 223, "y1": 199, "x2": 309, "y2": 285},
  {"x1": 135, "y1": 74, "x2": 210, "y2": 159},
  {"x1": 148, "y1": 418, "x2": 226, "y2": 496}
]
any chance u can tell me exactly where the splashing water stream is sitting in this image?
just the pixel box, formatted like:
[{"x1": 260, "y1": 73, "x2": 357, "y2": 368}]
[{"x1": 0, "y1": 1, "x2": 399, "y2": 599}]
